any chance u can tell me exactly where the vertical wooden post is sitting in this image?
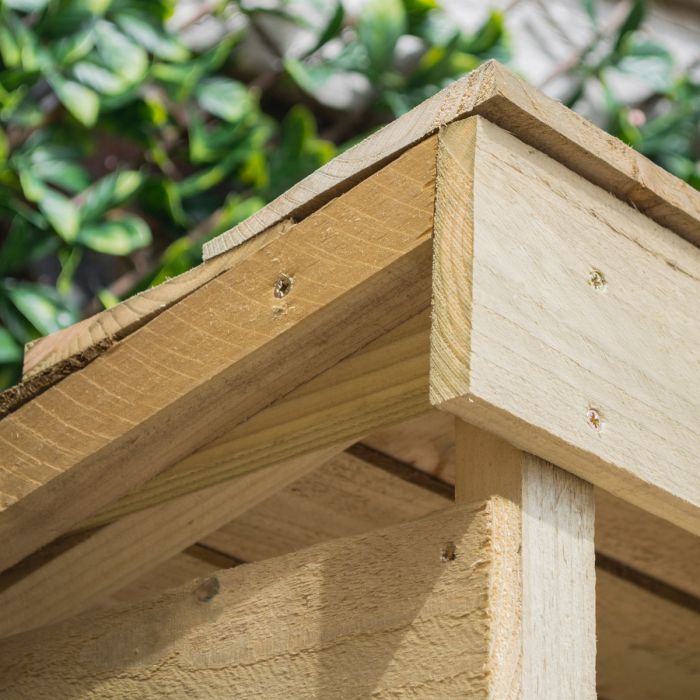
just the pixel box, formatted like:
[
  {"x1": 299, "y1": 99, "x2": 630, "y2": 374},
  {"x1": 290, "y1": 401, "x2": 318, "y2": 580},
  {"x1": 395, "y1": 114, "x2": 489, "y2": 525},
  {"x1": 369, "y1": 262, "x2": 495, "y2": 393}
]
[{"x1": 456, "y1": 421, "x2": 596, "y2": 698}]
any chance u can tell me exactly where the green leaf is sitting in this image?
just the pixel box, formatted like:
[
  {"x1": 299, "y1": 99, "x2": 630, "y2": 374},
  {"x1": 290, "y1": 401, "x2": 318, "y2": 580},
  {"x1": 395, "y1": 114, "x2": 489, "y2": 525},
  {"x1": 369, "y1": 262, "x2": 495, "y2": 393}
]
[
  {"x1": 115, "y1": 13, "x2": 189, "y2": 62},
  {"x1": 52, "y1": 26, "x2": 95, "y2": 66},
  {"x1": 304, "y1": 2, "x2": 344, "y2": 57},
  {"x1": 72, "y1": 61, "x2": 129, "y2": 95},
  {"x1": 357, "y1": 0, "x2": 406, "y2": 75},
  {"x1": 196, "y1": 78, "x2": 253, "y2": 123},
  {"x1": 80, "y1": 169, "x2": 144, "y2": 221},
  {"x1": 95, "y1": 20, "x2": 148, "y2": 84},
  {"x1": 3, "y1": 282, "x2": 77, "y2": 336},
  {"x1": 0, "y1": 24, "x2": 21, "y2": 68},
  {"x1": 612, "y1": 35, "x2": 673, "y2": 91},
  {"x1": 39, "y1": 189, "x2": 81, "y2": 242},
  {"x1": 0, "y1": 327, "x2": 22, "y2": 364},
  {"x1": 57, "y1": 246, "x2": 83, "y2": 294},
  {"x1": 32, "y1": 158, "x2": 90, "y2": 194},
  {"x1": 614, "y1": 0, "x2": 646, "y2": 51},
  {"x1": 48, "y1": 74, "x2": 99, "y2": 126},
  {"x1": 284, "y1": 58, "x2": 335, "y2": 95},
  {"x1": 462, "y1": 11, "x2": 505, "y2": 55},
  {"x1": 77, "y1": 216, "x2": 152, "y2": 255}
]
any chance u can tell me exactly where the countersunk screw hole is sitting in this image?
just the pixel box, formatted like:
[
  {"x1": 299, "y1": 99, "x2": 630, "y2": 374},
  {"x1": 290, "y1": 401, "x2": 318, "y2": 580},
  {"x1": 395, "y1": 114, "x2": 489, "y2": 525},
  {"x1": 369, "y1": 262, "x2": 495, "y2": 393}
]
[
  {"x1": 194, "y1": 576, "x2": 220, "y2": 602},
  {"x1": 274, "y1": 274, "x2": 293, "y2": 299},
  {"x1": 441, "y1": 542, "x2": 457, "y2": 562},
  {"x1": 586, "y1": 408, "x2": 604, "y2": 432},
  {"x1": 588, "y1": 269, "x2": 607, "y2": 291}
]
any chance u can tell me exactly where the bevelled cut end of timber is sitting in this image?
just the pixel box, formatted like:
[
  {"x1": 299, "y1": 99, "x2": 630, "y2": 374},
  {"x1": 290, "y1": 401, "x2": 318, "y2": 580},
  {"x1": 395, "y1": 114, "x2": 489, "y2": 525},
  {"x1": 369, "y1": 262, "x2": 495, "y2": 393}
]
[
  {"x1": 204, "y1": 60, "x2": 700, "y2": 260},
  {"x1": 431, "y1": 116, "x2": 700, "y2": 536}
]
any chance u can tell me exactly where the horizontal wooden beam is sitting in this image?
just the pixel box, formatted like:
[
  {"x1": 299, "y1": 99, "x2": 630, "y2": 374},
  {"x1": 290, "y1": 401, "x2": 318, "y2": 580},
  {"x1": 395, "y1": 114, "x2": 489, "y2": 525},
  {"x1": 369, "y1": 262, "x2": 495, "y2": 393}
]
[
  {"x1": 0, "y1": 137, "x2": 436, "y2": 572},
  {"x1": 431, "y1": 116, "x2": 700, "y2": 535},
  {"x1": 0, "y1": 502, "x2": 506, "y2": 698},
  {"x1": 204, "y1": 61, "x2": 700, "y2": 260},
  {"x1": 0, "y1": 444, "x2": 345, "y2": 639}
]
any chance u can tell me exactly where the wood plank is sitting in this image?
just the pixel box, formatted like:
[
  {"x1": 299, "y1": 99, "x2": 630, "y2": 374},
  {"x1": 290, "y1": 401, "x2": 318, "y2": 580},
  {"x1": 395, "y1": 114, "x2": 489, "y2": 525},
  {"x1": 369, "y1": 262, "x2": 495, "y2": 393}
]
[
  {"x1": 596, "y1": 569, "x2": 700, "y2": 700},
  {"x1": 0, "y1": 503, "x2": 503, "y2": 699},
  {"x1": 102, "y1": 547, "x2": 235, "y2": 607},
  {"x1": 365, "y1": 412, "x2": 700, "y2": 600},
  {"x1": 82, "y1": 311, "x2": 431, "y2": 527},
  {"x1": 0, "y1": 445, "x2": 345, "y2": 638},
  {"x1": 203, "y1": 450, "x2": 447, "y2": 562},
  {"x1": 19, "y1": 220, "x2": 291, "y2": 384},
  {"x1": 455, "y1": 421, "x2": 596, "y2": 699},
  {"x1": 431, "y1": 116, "x2": 700, "y2": 535},
  {"x1": 0, "y1": 136, "x2": 436, "y2": 572},
  {"x1": 106, "y1": 440, "x2": 699, "y2": 700},
  {"x1": 204, "y1": 61, "x2": 700, "y2": 260}
]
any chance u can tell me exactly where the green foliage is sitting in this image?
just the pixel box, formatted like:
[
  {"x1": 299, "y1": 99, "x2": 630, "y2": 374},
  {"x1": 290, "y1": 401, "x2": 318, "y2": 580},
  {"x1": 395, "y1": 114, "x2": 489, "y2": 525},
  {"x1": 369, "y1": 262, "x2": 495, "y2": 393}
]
[{"x1": 0, "y1": 0, "x2": 697, "y2": 390}]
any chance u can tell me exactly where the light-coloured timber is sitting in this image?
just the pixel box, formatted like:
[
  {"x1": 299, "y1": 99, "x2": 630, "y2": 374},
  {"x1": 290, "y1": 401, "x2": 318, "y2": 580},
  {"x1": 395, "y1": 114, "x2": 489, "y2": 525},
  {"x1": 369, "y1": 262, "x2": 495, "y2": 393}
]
[
  {"x1": 204, "y1": 449, "x2": 448, "y2": 561},
  {"x1": 596, "y1": 569, "x2": 700, "y2": 700},
  {"x1": 108, "y1": 439, "x2": 700, "y2": 700},
  {"x1": 83, "y1": 311, "x2": 431, "y2": 527},
  {"x1": 366, "y1": 411, "x2": 700, "y2": 599},
  {"x1": 0, "y1": 444, "x2": 344, "y2": 639},
  {"x1": 455, "y1": 421, "x2": 596, "y2": 699},
  {"x1": 102, "y1": 546, "x2": 236, "y2": 607},
  {"x1": 0, "y1": 502, "x2": 507, "y2": 699},
  {"x1": 18, "y1": 220, "x2": 291, "y2": 384},
  {"x1": 204, "y1": 61, "x2": 700, "y2": 260},
  {"x1": 0, "y1": 137, "x2": 436, "y2": 573},
  {"x1": 432, "y1": 116, "x2": 700, "y2": 535}
]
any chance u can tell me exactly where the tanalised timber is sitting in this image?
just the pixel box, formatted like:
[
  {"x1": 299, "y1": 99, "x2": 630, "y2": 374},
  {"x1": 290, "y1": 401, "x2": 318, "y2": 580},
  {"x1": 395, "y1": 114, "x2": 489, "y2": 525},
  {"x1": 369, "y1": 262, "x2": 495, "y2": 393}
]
[
  {"x1": 0, "y1": 444, "x2": 346, "y2": 639},
  {"x1": 205, "y1": 61, "x2": 700, "y2": 260},
  {"x1": 0, "y1": 137, "x2": 436, "y2": 572},
  {"x1": 431, "y1": 116, "x2": 700, "y2": 535},
  {"x1": 1, "y1": 502, "x2": 509, "y2": 698}
]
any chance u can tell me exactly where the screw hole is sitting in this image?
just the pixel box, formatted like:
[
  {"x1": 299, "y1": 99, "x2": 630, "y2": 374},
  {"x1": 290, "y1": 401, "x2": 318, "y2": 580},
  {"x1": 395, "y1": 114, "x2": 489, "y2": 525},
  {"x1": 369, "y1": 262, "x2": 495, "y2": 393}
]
[
  {"x1": 586, "y1": 408, "x2": 604, "y2": 432},
  {"x1": 273, "y1": 274, "x2": 293, "y2": 299},
  {"x1": 194, "y1": 576, "x2": 220, "y2": 602},
  {"x1": 588, "y1": 269, "x2": 607, "y2": 291},
  {"x1": 440, "y1": 542, "x2": 457, "y2": 562}
]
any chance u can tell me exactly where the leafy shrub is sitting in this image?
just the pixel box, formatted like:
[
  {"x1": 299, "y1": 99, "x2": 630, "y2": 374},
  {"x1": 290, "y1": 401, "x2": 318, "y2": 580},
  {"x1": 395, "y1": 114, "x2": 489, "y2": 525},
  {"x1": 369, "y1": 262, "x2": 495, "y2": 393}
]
[{"x1": 0, "y1": 0, "x2": 697, "y2": 390}]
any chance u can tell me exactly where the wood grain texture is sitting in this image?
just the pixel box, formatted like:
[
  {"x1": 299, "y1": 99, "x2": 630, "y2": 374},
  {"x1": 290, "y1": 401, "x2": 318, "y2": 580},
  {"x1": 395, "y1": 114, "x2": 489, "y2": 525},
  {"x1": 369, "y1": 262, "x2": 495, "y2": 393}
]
[
  {"x1": 205, "y1": 60, "x2": 700, "y2": 260},
  {"x1": 455, "y1": 421, "x2": 596, "y2": 699},
  {"x1": 596, "y1": 569, "x2": 700, "y2": 700},
  {"x1": 0, "y1": 503, "x2": 502, "y2": 699},
  {"x1": 19, "y1": 220, "x2": 291, "y2": 384},
  {"x1": 81, "y1": 311, "x2": 431, "y2": 528},
  {"x1": 203, "y1": 450, "x2": 447, "y2": 562},
  {"x1": 0, "y1": 137, "x2": 436, "y2": 572},
  {"x1": 432, "y1": 116, "x2": 700, "y2": 535},
  {"x1": 0, "y1": 444, "x2": 344, "y2": 639},
  {"x1": 110, "y1": 437, "x2": 698, "y2": 700}
]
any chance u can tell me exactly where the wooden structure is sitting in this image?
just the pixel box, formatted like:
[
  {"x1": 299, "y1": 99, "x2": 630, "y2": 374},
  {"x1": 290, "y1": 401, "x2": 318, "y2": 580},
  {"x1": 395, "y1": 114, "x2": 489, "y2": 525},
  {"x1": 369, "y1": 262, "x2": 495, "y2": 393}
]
[{"x1": 0, "y1": 61, "x2": 698, "y2": 698}]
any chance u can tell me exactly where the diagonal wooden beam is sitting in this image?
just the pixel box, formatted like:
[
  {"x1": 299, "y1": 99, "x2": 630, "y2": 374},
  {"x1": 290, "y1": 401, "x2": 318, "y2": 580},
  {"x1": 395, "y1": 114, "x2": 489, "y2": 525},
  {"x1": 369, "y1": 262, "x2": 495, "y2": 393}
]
[
  {"x1": 0, "y1": 136, "x2": 436, "y2": 572},
  {"x1": 431, "y1": 116, "x2": 700, "y2": 535},
  {"x1": 0, "y1": 443, "x2": 347, "y2": 638}
]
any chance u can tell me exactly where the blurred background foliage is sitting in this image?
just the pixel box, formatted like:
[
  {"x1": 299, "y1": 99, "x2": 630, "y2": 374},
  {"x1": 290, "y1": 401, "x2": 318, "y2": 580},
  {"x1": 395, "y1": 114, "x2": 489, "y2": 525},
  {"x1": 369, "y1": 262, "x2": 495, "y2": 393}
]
[{"x1": 0, "y1": 0, "x2": 698, "y2": 389}]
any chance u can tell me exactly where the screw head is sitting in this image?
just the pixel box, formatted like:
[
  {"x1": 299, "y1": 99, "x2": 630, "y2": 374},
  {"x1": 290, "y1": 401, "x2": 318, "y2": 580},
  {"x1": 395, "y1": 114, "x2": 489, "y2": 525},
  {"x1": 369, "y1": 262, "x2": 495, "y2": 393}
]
[
  {"x1": 588, "y1": 269, "x2": 607, "y2": 291},
  {"x1": 273, "y1": 274, "x2": 293, "y2": 299},
  {"x1": 586, "y1": 408, "x2": 604, "y2": 432}
]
